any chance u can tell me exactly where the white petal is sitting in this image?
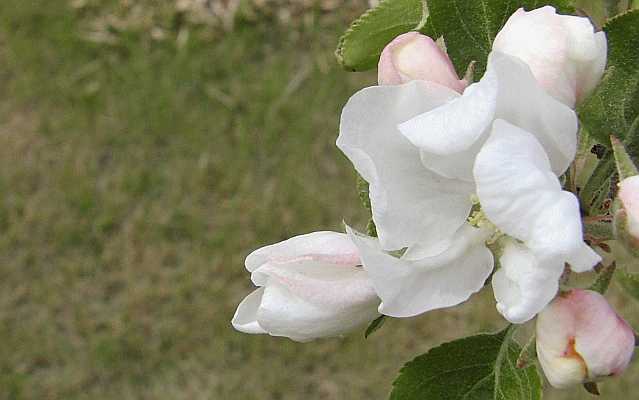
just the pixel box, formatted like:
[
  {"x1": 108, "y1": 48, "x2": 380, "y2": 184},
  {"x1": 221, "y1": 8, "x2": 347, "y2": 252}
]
[
  {"x1": 337, "y1": 82, "x2": 474, "y2": 251},
  {"x1": 576, "y1": 31, "x2": 607, "y2": 103},
  {"x1": 474, "y1": 119, "x2": 599, "y2": 270},
  {"x1": 566, "y1": 242, "x2": 601, "y2": 273},
  {"x1": 252, "y1": 260, "x2": 378, "y2": 310},
  {"x1": 231, "y1": 288, "x2": 267, "y2": 335},
  {"x1": 419, "y1": 140, "x2": 484, "y2": 182},
  {"x1": 400, "y1": 52, "x2": 578, "y2": 176},
  {"x1": 245, "y1": 231, "x2": 359, "y2": 272},
  {"x1": 492, "y1": 6, "x2": 607, "y2": 106},
  {"x1": 487, "y1": 52, "x2": 578, "y2": 175},
  {"x1": 399, "y1": 70, "x2": 497, "y2": 155},
  {"x1": 347, "y1": 224, "x2": 494, "y2": 318},
  {"x1": 492, "y1": 240, "x2": 564, "y2": 324},
  {"x1": 255, "y1": 267, "x2": 380, "y2": 342}
]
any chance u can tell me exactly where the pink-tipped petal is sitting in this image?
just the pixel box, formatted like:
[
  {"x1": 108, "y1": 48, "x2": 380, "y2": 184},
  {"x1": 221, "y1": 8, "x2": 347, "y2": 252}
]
[
  {"x1": 618, "y1": 175, "x2": 639, "y2": 240},
  {"x1": 378, "y1": 32, "x2": 466, "y2": 92},
  {"x1": 493, "y1": 6, "x2": 607, "y2": 107}
]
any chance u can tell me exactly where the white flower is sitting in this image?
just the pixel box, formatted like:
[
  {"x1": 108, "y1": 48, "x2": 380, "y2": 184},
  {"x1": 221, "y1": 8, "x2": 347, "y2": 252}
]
[
  {"x1": 536, "y1": 289, "x2": 635, "y2": 388},
  {"x1": 231, "y1": 231, "x2": 380, "y2": 342},
  {"x1": 377, "y1": 32, "x2": 467, "y2": 92},
  {"x1": 338, "y1": 9, "x2": 604, "y2": 322},
  {"x1": 492, "y1": 6, "x2": 607, "y2": 107}
]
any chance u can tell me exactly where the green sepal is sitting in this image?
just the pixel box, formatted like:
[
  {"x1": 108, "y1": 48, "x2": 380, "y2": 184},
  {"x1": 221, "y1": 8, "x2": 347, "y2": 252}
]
[
  {"x1": 589, "y1": 262, "x2": 616, "y2": 294},
  {"x1": 611, "y1": 135, "x2": 639, "y2": 180},
  {"x1": 364, "y1": 315, "x2": 386, "y2": 338}
]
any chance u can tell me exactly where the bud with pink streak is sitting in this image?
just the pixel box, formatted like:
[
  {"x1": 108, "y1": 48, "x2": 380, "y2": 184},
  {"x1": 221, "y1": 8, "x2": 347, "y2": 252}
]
[{"x1": 536, "y1": 289, "x2": 635, "y2": 388}]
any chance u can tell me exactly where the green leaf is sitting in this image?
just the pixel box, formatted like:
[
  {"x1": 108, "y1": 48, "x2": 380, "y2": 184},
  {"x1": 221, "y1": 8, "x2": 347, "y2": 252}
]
[
  {"x1": 589, "y1": 262, "x2": 616, "y2": 294},
  {"x1": 356, "y1": 173, "x2": 372, "y2": 211},
  {"x1": 390, "y1": 326, "x2": 542, "y2": 400},
  {"x1": 618, "y1": 270, "x2": 639, "y2": 302},
  {"x1": 584, "y1": 220, "x2": 614, "y2": 240},
  {"x1": 580, "y1": 153, "x2": 614, "y2": 215},
  {"x1": 578, "y1": 10, "x2": 639, "y2": 146},
  {"x1": 365, "y1": 315, "x2": 386, "y2": 338},
  {"x1": 366, "y1": 217, "x2": 378, "y2": 237},
  {"x1": 336, "y1": 0, "x2": 430, "y2": 72},
  {"x1": 426, "y1": 0, "x2": 574, "y2": 76},
  {"x1": 611, "y1": 135, "x2": 639, "y2": 180}
]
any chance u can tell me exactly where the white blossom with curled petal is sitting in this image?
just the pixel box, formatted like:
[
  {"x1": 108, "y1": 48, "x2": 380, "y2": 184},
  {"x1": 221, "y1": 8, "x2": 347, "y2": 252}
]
[
  {"x1": 231, "y1": 231, "x2": 380, "y2": 342},
  {"x1": 338, "y1": 8, "x2": 605, "y2": 321}
]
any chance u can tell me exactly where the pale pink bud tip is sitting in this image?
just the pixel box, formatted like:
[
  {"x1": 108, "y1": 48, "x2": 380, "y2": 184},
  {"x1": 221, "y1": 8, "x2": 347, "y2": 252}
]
[
  {"x1": 377, "y1": 32, "x2": 466, "y2": 92},
  {"x1": 618, "y1": 175, "x2": 639, "y2": 242},
  {"x1": 536, "y1": 289, "x2": 635, "y2": 389}
]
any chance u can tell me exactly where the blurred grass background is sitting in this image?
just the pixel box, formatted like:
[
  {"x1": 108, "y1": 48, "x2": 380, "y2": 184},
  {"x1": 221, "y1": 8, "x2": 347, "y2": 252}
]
[{"x1": 0, "y1": 1, "x2": 636, "y2": 399}]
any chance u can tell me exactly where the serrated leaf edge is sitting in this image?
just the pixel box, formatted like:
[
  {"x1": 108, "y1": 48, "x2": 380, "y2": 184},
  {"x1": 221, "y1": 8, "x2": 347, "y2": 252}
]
[{"x1": 336, "y1": 0, "x2": 427, "y2": 70}]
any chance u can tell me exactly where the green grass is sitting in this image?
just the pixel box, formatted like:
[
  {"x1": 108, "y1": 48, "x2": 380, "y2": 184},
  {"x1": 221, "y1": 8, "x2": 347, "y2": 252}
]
[{"x1": 0, "y1": 1, "x2": 637, "y2": 399}]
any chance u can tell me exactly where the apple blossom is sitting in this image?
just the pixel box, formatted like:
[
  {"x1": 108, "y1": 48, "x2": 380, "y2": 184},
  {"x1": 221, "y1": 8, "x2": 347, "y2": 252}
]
[
  {"x1": 536, "y1": 289, "x2": 635, "y2": 388},
  {"x1": 492, "y1": 6, "x2": 607, "y2": 107},
  {"x1": 338, "y1": 46, "x2": 601, "y2": 321},
  {"x1": 615, "y1": 175, "x2": 639, "y2": 255},
  {"x1": 231, "y1": 231, "x2": 380, "y2": 342},
  {"x1": 378, "y1": 32, "x2": 467, "y2": 92}
]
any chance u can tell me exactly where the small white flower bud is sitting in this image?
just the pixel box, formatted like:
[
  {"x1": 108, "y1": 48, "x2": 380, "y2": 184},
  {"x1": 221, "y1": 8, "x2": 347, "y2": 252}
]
[{"x1": 232, "y1": 231, "x2": 380, "y2": 342}]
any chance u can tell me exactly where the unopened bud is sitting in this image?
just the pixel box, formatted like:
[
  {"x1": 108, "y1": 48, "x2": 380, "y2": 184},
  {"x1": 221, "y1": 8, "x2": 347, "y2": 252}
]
[
  {"x1": 377, "y1": 32, "x2": 467, "y2": 92},
  {"x1": 615, "y1": 175, "x2": 639, "y2": 256},
  {"x1": 536, "y1": 289, "x2": 635, "y2": 388},
  {"x1": 492, "y1": 6, "x2": 607, "y2": 107}
]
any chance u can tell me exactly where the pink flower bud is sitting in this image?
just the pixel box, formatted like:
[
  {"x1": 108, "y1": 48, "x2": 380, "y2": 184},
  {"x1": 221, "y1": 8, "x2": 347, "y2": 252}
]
[
  {"x1": 536, "y1": 289, "x2": 635, "y2": 389},
  {"x1": 493, "y1": 6, "x2": 607, "y2": 107},
  {"x1": 377, "y1": 32, "x2": 467, "y2": 92},
  {"x1": 615, "y1": 175, "x2": 639, "y2": 255}
]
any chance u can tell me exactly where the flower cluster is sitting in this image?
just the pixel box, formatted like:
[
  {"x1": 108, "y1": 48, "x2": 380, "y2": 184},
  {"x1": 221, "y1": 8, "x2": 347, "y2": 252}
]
[{"x1": 233, "y1": 5, "x2": 635, "y2": 390}]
